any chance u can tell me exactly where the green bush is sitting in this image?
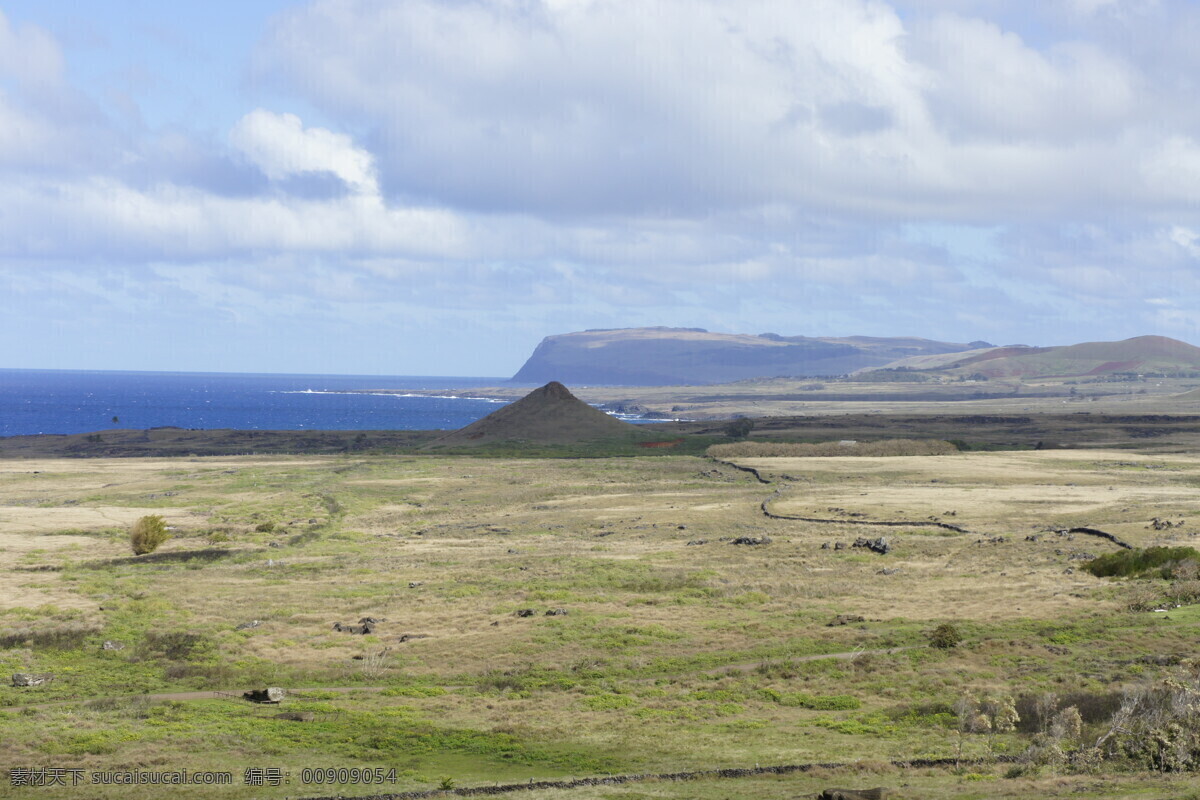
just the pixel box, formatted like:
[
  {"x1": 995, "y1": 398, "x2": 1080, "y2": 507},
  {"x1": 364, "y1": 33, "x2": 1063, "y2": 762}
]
[
  {"x1": 130, "y1": 515, "x2": 170, "y2": 555},
  {"x1": 1086, "y1": 547, "x2": 1200, "y2": 579},
  {"x1": 928, "y1": 623, "x2": 963, "y2": 649}
]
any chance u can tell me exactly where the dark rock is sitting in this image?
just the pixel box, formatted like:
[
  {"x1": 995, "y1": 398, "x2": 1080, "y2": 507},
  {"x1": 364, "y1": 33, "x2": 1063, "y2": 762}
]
[
  {"x1": 851, "y1": 536, "x2": 891, "y2": 555},
  {"x1": 818, "y1": 789, "x2": 889, "y2": 800},
  {"x1": 730, "y1": 536, "x2": 771, "y2": 546},
  {"x1": 686, "y1": 539, "x2": 708, "y2": 546},
  {"x1": 514, "y1": 609, "x2": 536, "y2": 618},
  {"x1": 273, "y1": 711, "x2": 314, "y2": 722},
  {"x1": 545, "y1": 608, "x2": 568, "y2": 616},
  {"x1": 834, "y1": 542, "x2": 847, "y2": 550},
  {"x1": 876, "y1": 567, "x2": 900, "y2": 575},
  {"x1": 826, "y1": 614, "x2": 866, "y2": 627},
  {"x1": 820, "y1": 542, "x2": 831, "y2": 550},
  {"x1": 408, "y1": 581, "x2": 423, "y2": 588}
]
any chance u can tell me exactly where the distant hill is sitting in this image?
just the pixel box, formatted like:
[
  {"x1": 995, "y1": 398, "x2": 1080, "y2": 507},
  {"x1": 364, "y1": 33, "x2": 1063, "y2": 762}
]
[
  {"x1": 877, "y1": 335, "x2": 1200, "y2": 379},
  {"x1": 511, "y1": 327, "x2": 987, "y2": 385},
  {"x1": 427, "y1": 381, "x2": 639, "y2": 447}
]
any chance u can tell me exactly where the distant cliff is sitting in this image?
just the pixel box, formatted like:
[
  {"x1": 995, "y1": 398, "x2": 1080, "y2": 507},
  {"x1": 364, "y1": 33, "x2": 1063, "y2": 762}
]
[{"x1": 510, "y1": 327, "x2": 986, "y2": 385}]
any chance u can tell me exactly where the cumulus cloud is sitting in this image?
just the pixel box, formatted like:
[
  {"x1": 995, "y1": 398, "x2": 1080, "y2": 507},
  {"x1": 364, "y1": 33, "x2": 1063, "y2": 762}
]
[
  {"x1": 4, "y1": 1, "x2": 1200, "y2": 372},
  {"x1": 230, "y1": 109, "x2": 379, "y2": 195}
]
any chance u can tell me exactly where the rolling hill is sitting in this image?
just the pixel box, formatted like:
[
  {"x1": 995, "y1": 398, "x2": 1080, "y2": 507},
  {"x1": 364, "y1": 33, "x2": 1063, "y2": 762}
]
[{"x1": 879, "y1": 335, "x2": 1200, "y2": 379}]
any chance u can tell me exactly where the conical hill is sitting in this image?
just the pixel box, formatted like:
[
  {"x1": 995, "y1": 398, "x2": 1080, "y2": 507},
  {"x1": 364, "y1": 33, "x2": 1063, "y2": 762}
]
[{"x1": 427, "y1": 381, "x2": 639, "y2": 447}]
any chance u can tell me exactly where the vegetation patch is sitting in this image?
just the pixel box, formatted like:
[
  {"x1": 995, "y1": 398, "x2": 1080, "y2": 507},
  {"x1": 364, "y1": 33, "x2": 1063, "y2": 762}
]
[{"x1": 1086, "y1": 547, "x2": 1200, "y2": 578}]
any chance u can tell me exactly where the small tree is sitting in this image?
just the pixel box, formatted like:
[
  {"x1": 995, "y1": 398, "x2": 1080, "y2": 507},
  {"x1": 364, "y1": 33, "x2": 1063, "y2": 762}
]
[
  {"x1": 724, "y1": 417, "x2": 754, "y2": 439},
  {"x1": 131, "y1": 514, "x2": 170, "y2": 555}
]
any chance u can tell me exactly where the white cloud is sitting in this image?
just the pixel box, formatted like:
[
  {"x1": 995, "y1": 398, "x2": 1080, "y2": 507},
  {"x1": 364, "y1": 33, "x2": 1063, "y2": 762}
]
[{"x1": 230, "y1": 109, "x2": 379, "y2": 195}]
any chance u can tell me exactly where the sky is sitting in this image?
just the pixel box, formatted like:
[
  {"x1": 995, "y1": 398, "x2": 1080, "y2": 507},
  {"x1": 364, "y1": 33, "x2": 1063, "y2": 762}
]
[{"x1": 1, "y1": 0, "x2": 1199, "y2": 377}]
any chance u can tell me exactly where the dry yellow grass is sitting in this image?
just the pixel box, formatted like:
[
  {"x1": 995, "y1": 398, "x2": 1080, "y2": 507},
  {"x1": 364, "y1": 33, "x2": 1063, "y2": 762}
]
[{"x1": 3, "y1": 450, "x2": 1200, "y2": 799}]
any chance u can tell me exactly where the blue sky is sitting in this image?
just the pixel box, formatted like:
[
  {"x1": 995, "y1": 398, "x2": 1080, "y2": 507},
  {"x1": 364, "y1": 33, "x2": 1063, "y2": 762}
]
[{"x1": 2, "y1": 0, "x2": 1199, "y2": 376}]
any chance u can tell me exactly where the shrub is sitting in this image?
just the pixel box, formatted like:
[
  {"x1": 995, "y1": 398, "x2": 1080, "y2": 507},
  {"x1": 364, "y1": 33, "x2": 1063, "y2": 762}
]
[
  {"x1": 929, "y1": 623, "x2": 963, "y2": 649},
  {"x1": 130, "y1": 515, "x2": 170, "y2": 555},
  {"x1": 1086, "y1": 546, "x2": 1200, "y2": 579},
  {"x1": 141, "y1": 631, "x2": 212, "y2": 661},
  {"x1": 254, "y1": 522, "x2": 276, "y2": 533}
]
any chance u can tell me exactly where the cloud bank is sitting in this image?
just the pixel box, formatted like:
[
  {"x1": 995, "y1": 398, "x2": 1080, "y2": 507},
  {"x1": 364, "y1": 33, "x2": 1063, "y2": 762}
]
[{"x1": 1, "y1": 1, "x2": 1198, "y2": 373}]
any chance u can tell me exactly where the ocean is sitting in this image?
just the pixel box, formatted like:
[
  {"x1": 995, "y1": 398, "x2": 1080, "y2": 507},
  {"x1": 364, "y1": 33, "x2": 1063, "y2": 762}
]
[{"x1": 0, "y1": 369, "x2": 528, "y2": 437}]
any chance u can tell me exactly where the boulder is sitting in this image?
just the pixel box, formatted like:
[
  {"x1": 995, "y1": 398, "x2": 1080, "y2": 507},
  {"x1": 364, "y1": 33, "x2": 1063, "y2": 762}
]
[
  {"x1": 545, "y1": 608, "x2": 568, "y2": 616},
  {"x1": 826, "y1": 615, "x2": 865, "y2": 627},
  {"x1": 730, "y1": 536, "x2": 771, "y2": 546},
  {"x1": 243, "y1": 687, "x2": 285, "y2": 703},
  {"x1": 514, "y1": 609, "x2": 536, "y2": 618},
  {"x1": 12, "y1": 673, "x2": 54, "y2": 687}
]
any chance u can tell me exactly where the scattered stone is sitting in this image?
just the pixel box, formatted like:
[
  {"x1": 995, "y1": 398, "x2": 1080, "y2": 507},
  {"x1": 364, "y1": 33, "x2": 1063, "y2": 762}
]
[
  {"x1": 490, "y1": 621, "x2": 500, "y2": 627},
  {"x1": 852, "y1": 536, "x2": 891, "y2": 555},
  {"x1": 1067, "y1": 552, "x2": 1096, "y2": 561},
  {"x1": 12, "y1": 673, "x2": 54, "y2": 687},
  {"x1": 1045, "y1": 645, "x2": 1071, "y2": 656},
  {"x1": 243, "y1": 687, "x2": 284, "y2": 704},
  {"x1": 359, "y1": 617, "x2": 385, "y2": 624},
  {"x1": 730, "y1": 536, "x2": 771, "y2": 546},
  {"x1": 975, "y1": 536, "x2": 1006, "y2": 545},
  {"x1": 1025, "y1": 534, "x2": 1040, "y2": 542},
  {"x1": 876, "y1": 567, "x2": 901, "y2": 575},
  {"x1": 267, "y1": 542, "x2": 281, "y2": 548},
  {"x1": 101, "y1": 640, "x2": 125, "y2": 651},
  {"x1": 506, "y1": 548, "x2": 521, "y2": 554},
  {"x1": 545, "y1": 608, "x2": 568, "y2": 616},
  {"x1": 1063, "y1": 568, "x2": 1075, "y2": 575},
  {"x1": 827, "y1": 614, "x2": 866, "y2": 627},
  {"x1": 677, "y1": 525, "x2": 687, "y2": 530},
  {"x1": 834, "y1": 542, "x2": 847, "y2": 550},
  {"x1": 408, "y1": 581, "x2": 423, "y2": 588},
  {"x1": 333, "y1": 622, "x2": 375, "y2": 635},
  {"x1": 820, "y1": 542, "x2": 831, "y2": 550},
  {"x1": 686, "y1": 539, "x2": 708, "y2": 546},
  {"x1": 513, "y1": 609, "x2": 536, "y2": 618}
]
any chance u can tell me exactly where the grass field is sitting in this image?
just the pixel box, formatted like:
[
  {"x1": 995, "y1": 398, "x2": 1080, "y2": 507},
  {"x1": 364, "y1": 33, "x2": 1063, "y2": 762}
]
[{"x1": 2, "y1": 450, "x2": 1200, "y2": 799}]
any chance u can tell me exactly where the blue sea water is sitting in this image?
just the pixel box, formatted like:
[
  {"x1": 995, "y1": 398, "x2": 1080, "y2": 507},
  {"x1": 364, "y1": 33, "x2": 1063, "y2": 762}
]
[{"x1": 0, "y1": 369, "x2": 528, "y2": 437}]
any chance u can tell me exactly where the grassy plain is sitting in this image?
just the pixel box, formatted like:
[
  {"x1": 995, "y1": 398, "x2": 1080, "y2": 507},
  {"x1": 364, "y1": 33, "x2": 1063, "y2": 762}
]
[{"x1": 1, "y1": 450, "x2": 1199, "y2": 799}]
